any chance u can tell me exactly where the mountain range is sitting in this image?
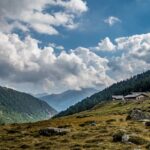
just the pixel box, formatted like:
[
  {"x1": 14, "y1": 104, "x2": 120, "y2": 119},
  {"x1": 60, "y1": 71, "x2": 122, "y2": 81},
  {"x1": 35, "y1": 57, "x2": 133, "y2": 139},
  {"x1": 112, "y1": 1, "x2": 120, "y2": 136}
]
[
  {"x1": 56, "y1": 70, "x2": 150, "y2": 117},
  {"x1": 1, "y1": 93, "x2": 150, "y2": 149},
  {"x1": 38, "y1": 88, "x2": 98, "y2": 112},
  {"x1": 0, "y1": 86, "x2": 57, "y2": 124}
]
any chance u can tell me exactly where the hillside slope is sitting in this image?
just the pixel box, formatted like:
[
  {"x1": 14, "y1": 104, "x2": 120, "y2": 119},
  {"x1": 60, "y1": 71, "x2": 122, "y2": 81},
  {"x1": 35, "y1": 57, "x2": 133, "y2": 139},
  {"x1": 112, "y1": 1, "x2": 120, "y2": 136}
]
[
  {"x1": 39, "y1": 88, "x2": 97, "y2": 111},
  {"x1": 0, "y1": 86, "x2": 57, "y2": 124},
  {"x1": 0, "y1": 99, "x2": 150, "y2": 149},
  {"x1": 56, "y1": 70, "x2": 150, "y2": 117}
]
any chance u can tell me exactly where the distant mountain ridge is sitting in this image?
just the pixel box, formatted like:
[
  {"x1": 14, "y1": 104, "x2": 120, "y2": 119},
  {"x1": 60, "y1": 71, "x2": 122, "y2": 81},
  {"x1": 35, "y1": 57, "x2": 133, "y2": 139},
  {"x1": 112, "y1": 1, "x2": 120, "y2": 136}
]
[
  {"x1": 39, "y1": 88, "x2": 98, "y2": 111},
  {"x1": 56, "y1": 70, "x2": 150, "y2": 117},
  {"x1": 35, "y1": 93, "x2": 49, "y2": 98},
  {"x1": 0, "y1": 86, "x2": 57, "y2": 124}
]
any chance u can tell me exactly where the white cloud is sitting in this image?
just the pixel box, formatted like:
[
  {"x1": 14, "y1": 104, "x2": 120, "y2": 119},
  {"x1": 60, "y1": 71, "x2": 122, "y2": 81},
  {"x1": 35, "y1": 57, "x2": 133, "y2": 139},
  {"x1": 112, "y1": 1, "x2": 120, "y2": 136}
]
[
  {"x1": 90, "y1": 33, "x2": 150, "y2": 83},
  {"x1": 0, "y1": 32, "x2": 113, "y2": 93},
  {"x1": 107, "y1": 33, "x2": 150, "y2": 81},
  {"x1": 104, "y1": 16, "x2": 121, "y2": 26},
  {"x1": 49, "y1": 0, "x2": 88, "y2": 14},
  {"x1": 0, "y1": 0, "x2": 88, "y2": 35},
  {"x1": 94, "y1": 37, "x2": 116, "y2": 51}
]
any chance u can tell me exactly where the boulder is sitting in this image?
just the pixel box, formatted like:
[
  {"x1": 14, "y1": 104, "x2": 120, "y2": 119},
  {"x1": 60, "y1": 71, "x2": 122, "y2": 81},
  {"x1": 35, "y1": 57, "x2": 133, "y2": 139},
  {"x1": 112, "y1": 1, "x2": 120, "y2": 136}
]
[
  {"x1": 126, "y1": 108, "x2": 150, "y2": 121},
  {"x1": 113, "y1": 130, "x2": 148, "y2": 145},
  {"x1": 122, "y1": 134, "x2": 130, "y2": 143},
  {"x1": 39, "y1": 127, "x2": 70, "y2": 136},
  {"x1": 112, "y1": 130, "x2": 127, "y2": 142}
]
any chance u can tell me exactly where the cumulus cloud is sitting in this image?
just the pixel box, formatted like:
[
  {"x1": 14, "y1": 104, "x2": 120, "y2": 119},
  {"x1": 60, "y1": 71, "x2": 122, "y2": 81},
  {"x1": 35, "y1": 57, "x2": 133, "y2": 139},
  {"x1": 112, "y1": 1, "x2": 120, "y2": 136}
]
[
  {"x1": 107, "y1": 33, "x2": 150, "y2": 81},
  {"x1": 104, "y1": 16, "x2": 121, "y2": 26},
  {"x1": 94, "y1": 37, "x2": 116, "y2": 51},
  {"x1": 0, "y1": 32, "x2": 113, "y2": 93},
  {"x1": 0, "y1": 0, "x2": 88, "y2": 35},
  {"x1": 48, "y1": 0, "x2": 88, "y2": 14},
  {"x1": 89, "y1": 33, "x2": 150, "y2": 82}
]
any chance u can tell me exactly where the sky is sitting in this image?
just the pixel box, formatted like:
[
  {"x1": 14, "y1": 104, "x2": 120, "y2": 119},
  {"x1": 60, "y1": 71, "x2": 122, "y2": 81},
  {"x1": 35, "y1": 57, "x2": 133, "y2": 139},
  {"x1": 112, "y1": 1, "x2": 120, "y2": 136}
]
[{"x1": 0, "y1": 0, "x2": 150, "y2": 94}]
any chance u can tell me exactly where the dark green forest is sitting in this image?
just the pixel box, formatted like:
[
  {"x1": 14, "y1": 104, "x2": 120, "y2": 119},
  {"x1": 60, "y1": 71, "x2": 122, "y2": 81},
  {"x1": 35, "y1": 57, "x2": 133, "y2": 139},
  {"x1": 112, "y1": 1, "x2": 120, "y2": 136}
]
[{"x1": 56, "y1": 70, "x2": 150, "y2": 117}]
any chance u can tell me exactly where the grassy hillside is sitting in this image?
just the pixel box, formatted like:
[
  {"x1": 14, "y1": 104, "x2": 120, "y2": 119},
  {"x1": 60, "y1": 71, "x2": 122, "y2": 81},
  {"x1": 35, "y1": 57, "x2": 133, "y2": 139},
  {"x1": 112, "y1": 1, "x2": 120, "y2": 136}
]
[
  {"x1": 0, "y1": 98, "x2": 150, "y2": 150},
  {"x1": 56, "y1": 70, "x2": 150, "y2": 117},
  {"x1": 0, "y1": 86, "x2": 57, "y2": 124}
]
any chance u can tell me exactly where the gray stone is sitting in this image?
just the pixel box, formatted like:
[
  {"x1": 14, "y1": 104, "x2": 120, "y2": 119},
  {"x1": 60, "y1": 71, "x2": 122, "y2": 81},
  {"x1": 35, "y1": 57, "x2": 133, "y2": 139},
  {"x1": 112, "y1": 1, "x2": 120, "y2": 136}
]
[
  {"x1": 126, "y1": 108, "x2": 150, "y2": 121},
  {"x1": 122, "y1": 134, "x2": 130, "y2": 143},
  {"x1": 39, "y1": 127, "x2": 70, "y2": 136}
]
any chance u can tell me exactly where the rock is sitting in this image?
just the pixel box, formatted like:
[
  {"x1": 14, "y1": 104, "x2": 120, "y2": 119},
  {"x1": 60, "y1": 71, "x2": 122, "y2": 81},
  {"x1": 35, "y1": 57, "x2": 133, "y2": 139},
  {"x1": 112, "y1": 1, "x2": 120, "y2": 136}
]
[
  {"x1": 39, "y1": 127, "x2": 70, "y2": 136},
  {"x1": 112, "y1": 130, "x2": 126, "y2": 142},
  {"x1": 126, "y1": 108, "x2": 150, "y2": 121},
  {"x1": 113, "y1": 130, "x2": 148, "y2": 145},
  {"x1": 122, "y1": 134, "x2": 130, "y2": 143}
]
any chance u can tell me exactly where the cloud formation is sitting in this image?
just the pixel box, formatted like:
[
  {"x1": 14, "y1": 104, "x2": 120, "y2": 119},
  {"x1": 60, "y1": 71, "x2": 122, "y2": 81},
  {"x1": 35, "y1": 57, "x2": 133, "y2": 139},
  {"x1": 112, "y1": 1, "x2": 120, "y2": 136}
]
[
  {"x1": 94, "y1": 37, "x2": 116, "y2": 51},
  {"x1": 0, "y1": 1, "x2": 150, "y2": 94},
  {"x1": 108, "y1": 33, "x2": 150, "y2": 81},
  {"x1": 0, "y1": 32, "x2": 113, "y2": 93},
  {"x1": 104, "y1": 16, "x2": 121, "y2": 26},
  {"x1": 0, "y1": 31, "x2": 150, "y2": 93},
  {"x1": 0, "y1": 0, "x2": 88, "y2": 35}
]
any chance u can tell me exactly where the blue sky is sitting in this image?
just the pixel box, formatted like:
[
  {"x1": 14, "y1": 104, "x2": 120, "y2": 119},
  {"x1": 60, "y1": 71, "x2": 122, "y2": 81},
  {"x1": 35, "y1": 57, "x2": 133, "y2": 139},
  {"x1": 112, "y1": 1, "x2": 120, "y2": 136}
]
[
  {"x1": 0, "y1": 0, "x2": 150, "y2": 94},
  {"x1": 30, "y1": 0, "x2": 150, "y2": 50}
]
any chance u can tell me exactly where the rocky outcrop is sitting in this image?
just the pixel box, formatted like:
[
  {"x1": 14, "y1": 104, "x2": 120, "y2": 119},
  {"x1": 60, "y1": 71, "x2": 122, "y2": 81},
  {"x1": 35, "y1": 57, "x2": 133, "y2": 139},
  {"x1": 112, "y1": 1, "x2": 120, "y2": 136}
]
[
  {"x1": 113, "y1": 130, "x2": 149, "y2": 145},
  {"x1": 112, "y1": 130, "x2": 128, "y2": 142},
  {"x1": 126, "y1": 108, "x2": 150, "y2": 121},
  {"x1": 39, "y1": 127, "x2": 70, "y2": 136}
]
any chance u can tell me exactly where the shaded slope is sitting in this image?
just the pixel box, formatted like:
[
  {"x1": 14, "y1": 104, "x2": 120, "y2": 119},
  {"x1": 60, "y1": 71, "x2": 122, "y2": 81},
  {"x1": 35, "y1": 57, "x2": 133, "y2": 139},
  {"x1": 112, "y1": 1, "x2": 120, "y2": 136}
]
[{"x1": 0, "y1": 86, "x2": 57, "y2": 124}]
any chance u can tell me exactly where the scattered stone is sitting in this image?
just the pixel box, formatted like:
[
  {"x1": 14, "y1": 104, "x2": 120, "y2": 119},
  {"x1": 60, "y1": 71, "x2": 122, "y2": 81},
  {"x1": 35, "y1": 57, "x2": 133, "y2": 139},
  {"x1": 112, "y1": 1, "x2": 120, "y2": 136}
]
[
  {"x1": 113, "y1": 130, "x2": 148, "y2": 145},
  {"x1": 122, "y1": 134, "x2": 130, "y2": 143},
  {"x1": 126, "y1": 108, "x2": 150, "y2": 121},
  {"x1": 112, "y1": 130, "x2": 126, "y2": 142},
  {"x1": 39, "y1": 127, "x2": 70, "y2": 136}
]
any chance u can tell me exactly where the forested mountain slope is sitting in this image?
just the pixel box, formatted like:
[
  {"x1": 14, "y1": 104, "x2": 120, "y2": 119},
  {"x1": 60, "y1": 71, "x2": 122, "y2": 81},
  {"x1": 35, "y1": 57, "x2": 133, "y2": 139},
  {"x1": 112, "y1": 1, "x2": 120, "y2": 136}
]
[
  {"x1": 56, "y1": 70, "x2": 150, "y2": 117},
  {"x1": 0, "y1": 86, "x2": 57, "y2": 124}
]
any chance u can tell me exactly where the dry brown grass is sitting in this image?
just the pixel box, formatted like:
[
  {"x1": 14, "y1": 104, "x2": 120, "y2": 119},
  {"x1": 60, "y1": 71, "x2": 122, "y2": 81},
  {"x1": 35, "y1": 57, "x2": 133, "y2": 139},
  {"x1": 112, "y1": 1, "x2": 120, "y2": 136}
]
[{"x1": 0, "y1": 100, "x2": 150, "y2": 150}]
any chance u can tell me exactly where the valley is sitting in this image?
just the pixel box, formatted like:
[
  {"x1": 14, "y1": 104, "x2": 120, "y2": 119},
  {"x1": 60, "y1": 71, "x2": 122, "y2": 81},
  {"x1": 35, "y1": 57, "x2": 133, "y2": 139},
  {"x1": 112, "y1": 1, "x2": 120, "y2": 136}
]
[{"x1": 0, "y1": 99, "x2": 150, "y2": 150}]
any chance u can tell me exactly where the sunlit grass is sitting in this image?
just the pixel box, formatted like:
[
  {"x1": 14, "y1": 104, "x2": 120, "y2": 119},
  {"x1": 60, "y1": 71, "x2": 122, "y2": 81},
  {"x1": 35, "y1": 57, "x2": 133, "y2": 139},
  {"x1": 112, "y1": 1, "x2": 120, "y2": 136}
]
[{"x1": 0, "y1": 99, "x2": 150, "y2": 150}]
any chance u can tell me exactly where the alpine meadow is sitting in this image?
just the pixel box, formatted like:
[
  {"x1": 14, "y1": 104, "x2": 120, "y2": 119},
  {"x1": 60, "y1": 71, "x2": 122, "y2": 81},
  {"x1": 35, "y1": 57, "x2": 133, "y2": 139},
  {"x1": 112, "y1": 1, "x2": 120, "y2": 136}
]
[{"x1": 0, "y1": 0, "x2": 150, "y2": 150}]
